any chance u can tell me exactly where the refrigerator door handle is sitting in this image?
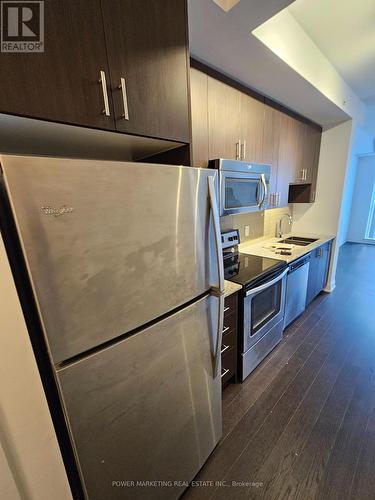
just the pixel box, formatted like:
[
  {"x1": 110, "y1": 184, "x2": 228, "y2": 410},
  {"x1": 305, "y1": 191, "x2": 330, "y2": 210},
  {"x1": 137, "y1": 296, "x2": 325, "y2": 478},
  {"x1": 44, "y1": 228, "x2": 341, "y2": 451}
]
[
  {"x1": 213, "y1": 293, "x2": 225, "y2": 378},
  {"x1": 208, "y1": 176, "x2": 225, "y2": 294}
]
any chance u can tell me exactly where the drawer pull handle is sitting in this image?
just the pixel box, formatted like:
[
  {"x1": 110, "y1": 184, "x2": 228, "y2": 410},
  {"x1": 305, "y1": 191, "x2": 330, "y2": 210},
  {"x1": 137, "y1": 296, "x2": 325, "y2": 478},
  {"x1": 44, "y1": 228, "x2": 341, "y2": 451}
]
[
  {"x1": 224, "y1": 306, "x2": 230, "y2": 313},
  {"x1": 221, "y1": 344, "x2": 230, "y2": 354},
  {"x1": 222, "y1": 326, "x2": 230, "y2": 334},
  {"x1": 221, "y1": 367, "x2": 230, "y2": 378}
]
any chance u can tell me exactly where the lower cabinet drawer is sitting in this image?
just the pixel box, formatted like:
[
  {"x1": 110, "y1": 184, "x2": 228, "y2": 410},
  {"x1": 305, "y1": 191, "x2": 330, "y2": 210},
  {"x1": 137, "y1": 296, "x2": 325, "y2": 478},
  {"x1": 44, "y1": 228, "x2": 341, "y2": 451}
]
[{"x1": 221, "y1": 346, "x2": 236, "y2": 385}]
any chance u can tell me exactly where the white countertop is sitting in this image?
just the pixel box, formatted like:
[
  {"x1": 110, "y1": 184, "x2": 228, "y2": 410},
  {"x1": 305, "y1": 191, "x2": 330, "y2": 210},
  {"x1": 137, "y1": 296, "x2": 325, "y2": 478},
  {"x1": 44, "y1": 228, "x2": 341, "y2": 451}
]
[
  {"x1": 224, "y1": 280, "x2": 242, "y2": 297},
  {"x1": 239, "y1": 232, "x2": 335, "y2": 264}
]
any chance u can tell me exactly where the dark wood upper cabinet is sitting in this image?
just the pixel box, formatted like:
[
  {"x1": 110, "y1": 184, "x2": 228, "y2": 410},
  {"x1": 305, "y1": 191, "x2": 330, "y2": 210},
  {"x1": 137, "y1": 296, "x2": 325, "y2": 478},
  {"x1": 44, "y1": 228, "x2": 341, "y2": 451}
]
[
  {"x1": 190, "y1": 68, "x2": 209, "y2": 167},
  {"x1": 262, "y1": 105, "x2": 281, "y2": 195},
  {"x1": 101, "y1": 0, "x2": 190, "y2": 143},
  {"x1": 0, "y1": 0, "x2": 115, "y2": 130},
  {"x1": 302, "y1": 124, "x2": 322, "y2": 185},
  {"x1": 0, "y1": 0, "x2": 190, "y2": 143},
  {"x1": 207, "y1": 77, "x2": 241, "y2": 160},
  {"x1": 277, "y1": 114, "x2": 297, "y2": 207}
]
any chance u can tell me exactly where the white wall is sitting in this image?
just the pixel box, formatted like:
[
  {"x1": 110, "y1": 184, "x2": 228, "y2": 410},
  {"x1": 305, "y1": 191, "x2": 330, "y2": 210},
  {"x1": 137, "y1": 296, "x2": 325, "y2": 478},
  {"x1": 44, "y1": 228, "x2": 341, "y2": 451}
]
[
  {"x1": 292, "y1": 120, "x2": 353, "y2": 290},
  {"x1": 337, "y1": 125, "x2": 374, "y2": 246},
  {"x1": 0, "y1": 234, "x2": 72, "y2": 500},
  {"x1": 347, "y1": 155, "x2": 375, "y2": 243}
]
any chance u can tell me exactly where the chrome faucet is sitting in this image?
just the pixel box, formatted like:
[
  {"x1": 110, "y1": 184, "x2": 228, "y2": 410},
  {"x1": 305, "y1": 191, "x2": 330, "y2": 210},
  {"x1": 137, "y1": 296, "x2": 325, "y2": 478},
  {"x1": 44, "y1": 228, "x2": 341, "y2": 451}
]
[{"x1": 277, "y1": 213, "x2": 293, "y2": 238}]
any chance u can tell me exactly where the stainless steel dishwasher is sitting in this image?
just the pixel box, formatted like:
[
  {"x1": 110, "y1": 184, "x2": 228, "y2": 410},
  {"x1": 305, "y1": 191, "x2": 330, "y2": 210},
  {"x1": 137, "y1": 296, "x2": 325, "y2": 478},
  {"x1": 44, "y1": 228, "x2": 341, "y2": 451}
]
[{"x1": 284, "y1": 254, "x2": 311, "y2": 328}]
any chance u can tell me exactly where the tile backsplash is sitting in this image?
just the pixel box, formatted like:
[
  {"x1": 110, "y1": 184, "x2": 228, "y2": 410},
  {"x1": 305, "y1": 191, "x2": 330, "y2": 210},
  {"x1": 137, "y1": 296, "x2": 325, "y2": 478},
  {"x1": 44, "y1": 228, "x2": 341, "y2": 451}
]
[{"x1": 220, "y1": 206, "x2": 293, "y2": 244}]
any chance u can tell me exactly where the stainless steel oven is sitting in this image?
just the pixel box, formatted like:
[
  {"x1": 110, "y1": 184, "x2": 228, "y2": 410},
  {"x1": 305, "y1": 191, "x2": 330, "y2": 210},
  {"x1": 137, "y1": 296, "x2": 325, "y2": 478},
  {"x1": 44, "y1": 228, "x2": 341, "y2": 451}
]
[
  {"x1": 209, "y1": 159, "x2": 271, "y2": 216},
  {"x1": 222, "y1": 229, "x2": 288, "y2": 382},
  {"x1": 242, "y1": 267, "x2": 288, "y2": 380}
]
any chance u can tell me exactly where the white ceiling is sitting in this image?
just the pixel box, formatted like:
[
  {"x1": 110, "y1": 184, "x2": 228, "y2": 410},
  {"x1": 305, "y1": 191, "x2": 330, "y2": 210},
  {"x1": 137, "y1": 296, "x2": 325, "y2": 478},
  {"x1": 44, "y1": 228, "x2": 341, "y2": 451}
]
[
  {"x1": 188, "y1": 0, "x2": 350, "y2": 127},
  {"x1": 289, "y1": 0, "x2": 375, "y2": 104}
]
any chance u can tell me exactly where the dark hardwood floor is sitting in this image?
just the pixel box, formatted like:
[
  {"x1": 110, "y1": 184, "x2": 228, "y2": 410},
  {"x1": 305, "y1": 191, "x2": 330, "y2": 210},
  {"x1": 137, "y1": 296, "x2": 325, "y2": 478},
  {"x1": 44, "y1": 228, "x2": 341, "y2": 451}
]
[{"x1": 184, "y1": 243, "x2": 375, "y2": 500}]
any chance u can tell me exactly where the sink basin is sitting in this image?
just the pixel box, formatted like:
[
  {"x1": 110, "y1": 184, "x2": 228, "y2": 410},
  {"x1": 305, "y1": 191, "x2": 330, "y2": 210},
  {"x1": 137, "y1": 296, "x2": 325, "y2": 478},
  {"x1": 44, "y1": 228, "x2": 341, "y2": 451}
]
[{"x1": 278, "y1": 236, "x2": 318, "y2": 246}]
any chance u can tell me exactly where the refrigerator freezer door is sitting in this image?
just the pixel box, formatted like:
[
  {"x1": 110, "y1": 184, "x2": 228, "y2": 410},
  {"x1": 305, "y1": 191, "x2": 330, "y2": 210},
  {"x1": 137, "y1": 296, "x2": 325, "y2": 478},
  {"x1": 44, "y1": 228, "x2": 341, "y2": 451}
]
[
  {"x1": 1, "y1": 156, "x2": 220, "y2": 362},
  {"x1": 57, "y1": 294, "x2": 222, "y2": 500}
]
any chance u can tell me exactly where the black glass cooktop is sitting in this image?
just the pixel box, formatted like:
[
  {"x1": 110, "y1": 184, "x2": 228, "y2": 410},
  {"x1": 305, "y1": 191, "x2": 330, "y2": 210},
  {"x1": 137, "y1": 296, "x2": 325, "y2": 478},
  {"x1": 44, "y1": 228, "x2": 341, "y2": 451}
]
[{"x1": 224, "y1": 252, "x2": 287, "y2": 289}]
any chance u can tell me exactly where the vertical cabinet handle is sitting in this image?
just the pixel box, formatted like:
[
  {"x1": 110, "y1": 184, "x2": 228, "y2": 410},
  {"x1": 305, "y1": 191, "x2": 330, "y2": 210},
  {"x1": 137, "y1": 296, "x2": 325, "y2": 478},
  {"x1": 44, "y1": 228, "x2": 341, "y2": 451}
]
[
  {"x1": 99, "y1": 70, "x2": 110, "y2": 117},
  {"x1": 118, "y1": 77, "x2": 130, "y2": 120},
  {"x1": 236, "y1": 141, "x2": 241, "y2": 160},
  {"x1": 240, "y1": 140, "x2": 246, "y2": 160}
]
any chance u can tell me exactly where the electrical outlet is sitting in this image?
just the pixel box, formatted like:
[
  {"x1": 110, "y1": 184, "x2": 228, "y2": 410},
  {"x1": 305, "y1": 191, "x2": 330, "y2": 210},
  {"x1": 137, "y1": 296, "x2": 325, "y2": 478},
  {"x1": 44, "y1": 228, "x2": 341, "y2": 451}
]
[{"x1": 244, "y1": 225, "x2": 250, "y2": 237}]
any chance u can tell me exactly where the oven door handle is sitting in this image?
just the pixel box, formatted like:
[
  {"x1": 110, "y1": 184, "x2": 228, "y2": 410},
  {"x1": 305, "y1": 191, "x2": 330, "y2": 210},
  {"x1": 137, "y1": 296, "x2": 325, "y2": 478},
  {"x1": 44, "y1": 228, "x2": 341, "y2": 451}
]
[
  {"x1": 208, "y1": 176, "x2": 225, "y2": 294},
  {"x1": 245, "y1": 268, "x2": 289, "y2": 297}
]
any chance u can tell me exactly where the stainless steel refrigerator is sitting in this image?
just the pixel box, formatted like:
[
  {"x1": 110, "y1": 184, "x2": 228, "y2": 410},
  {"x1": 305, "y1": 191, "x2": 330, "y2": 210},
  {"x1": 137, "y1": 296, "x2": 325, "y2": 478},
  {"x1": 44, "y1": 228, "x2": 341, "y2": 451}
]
[{"x1": 0, "y1": 155, "x2": 225, "y2": 500}]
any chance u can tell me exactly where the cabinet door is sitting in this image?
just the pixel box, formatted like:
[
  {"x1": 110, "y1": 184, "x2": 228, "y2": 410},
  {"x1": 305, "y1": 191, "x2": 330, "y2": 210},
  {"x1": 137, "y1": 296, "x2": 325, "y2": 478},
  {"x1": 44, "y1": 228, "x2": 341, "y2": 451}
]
[
  {"x1": 302, "y1": 124, "x2": 322, "y2": 198},
  {"x1": 0, "y1": 0, "x2": 114, "y2": 129},
  {"x1": 190, "y1": 68, "x2": 209, "y2": 167},
  {"x1": 262, "y1": 105, "x2": 281, "y2": 196},
  {"x1": 276, "y1": 114, "x2": 296, "y2": 207},
  {"x1": 0, "y1": 0, "x2": 114, "y2": 130},
  {"x1": 101, "y1": 0, "x2": 190, "y2": 142},
  {"x1": 277, "y1": 115, "x2": 308, "y2": 206},
  {"x1": 240, "y1": 94, "x2": 264, "y2": 163},
  {"x1": 208, "y1": 77, "x2": 241, "y2": 160},
  {"x1": 291, "y1": 118, "x2": 305, "y2": 183}
]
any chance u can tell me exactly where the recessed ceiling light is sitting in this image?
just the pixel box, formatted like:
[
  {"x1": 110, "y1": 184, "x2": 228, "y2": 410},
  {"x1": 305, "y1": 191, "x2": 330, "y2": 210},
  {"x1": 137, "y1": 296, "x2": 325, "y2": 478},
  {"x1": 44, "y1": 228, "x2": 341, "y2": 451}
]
[{"x1": 212, "y1": 0, "x2": 241, "y2": 12}]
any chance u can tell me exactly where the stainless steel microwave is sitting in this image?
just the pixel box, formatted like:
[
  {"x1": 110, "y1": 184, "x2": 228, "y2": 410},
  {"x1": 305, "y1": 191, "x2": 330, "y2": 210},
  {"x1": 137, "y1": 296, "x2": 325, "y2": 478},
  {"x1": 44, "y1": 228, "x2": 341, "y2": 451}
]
[{"x1": 209, "y1": 159, "x2": 271, "y2": 216}]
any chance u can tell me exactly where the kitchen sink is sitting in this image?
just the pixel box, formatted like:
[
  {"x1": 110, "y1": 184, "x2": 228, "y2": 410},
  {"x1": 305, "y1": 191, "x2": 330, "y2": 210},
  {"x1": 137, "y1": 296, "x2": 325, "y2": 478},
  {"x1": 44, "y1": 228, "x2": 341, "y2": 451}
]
[{"x1": 278, "y1": 236, "x2": 318, "y2": 246}]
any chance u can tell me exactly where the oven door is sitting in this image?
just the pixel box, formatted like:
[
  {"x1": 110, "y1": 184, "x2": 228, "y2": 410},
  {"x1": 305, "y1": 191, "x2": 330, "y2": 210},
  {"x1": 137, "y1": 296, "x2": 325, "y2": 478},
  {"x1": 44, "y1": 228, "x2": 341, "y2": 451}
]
[
  {"x1": 243, "y1": 268, "x2": 288, "y2": 352},
  {"x1": 220, "y1": 171, "x2": 269, "y2": 216}
]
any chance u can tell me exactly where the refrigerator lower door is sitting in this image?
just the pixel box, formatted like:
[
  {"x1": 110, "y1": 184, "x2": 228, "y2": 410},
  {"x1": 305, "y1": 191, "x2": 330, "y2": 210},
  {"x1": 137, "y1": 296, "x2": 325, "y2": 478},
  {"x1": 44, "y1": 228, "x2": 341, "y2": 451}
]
[
  {"x1": 56, "y1": 294, "x2": 222, "y2": 500},
  {"x1": 1, "y1": 155, "x2": 220, "y2": 363}
]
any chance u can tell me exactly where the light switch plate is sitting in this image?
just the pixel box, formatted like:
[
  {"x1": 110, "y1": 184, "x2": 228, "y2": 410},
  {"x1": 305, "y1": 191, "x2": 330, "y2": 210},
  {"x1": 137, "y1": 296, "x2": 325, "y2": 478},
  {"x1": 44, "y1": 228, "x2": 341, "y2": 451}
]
[{"x1": 245, "y1": 225, "x2": 250, "y2": 237}]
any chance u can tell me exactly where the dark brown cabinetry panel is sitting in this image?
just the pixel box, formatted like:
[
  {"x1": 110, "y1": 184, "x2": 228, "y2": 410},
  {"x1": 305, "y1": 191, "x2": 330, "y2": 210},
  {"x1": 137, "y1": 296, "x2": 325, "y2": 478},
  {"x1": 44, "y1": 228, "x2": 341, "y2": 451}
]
[
  {"x1": 240, "y1": 93, "x2": 264, "y2": 163},
  {"x1": 190, "y1": 68, "x2": 209, "y2": 167},
  {"x1": 0, "y1": 0, "x2": 114, "y2": 130},
  {"x1": 262, "y1": 105, "x2": 281, "y2": 196},
  {"x1": 208, "y1": 77, "x2": 241, "y2": 160},
  {"x1": 277, "y1": 114, "x2": 298, "y2": 207},
  {"x1": 101, "y1": 0, "x2": 190, "y2": 143}
]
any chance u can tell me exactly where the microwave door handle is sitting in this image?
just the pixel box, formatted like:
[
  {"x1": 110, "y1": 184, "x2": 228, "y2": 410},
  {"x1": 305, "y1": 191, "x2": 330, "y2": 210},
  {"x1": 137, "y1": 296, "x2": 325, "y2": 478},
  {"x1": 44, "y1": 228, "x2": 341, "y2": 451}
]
[
  {"x1": 208, "y1": 176, "x2": 225, "y2": 294},
  {"x1": 257, "y1": 178, "x2": 263, "y2": 207},
  {"x1": 260, "y1": 173, "x2": 268, "y2": 208}
]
